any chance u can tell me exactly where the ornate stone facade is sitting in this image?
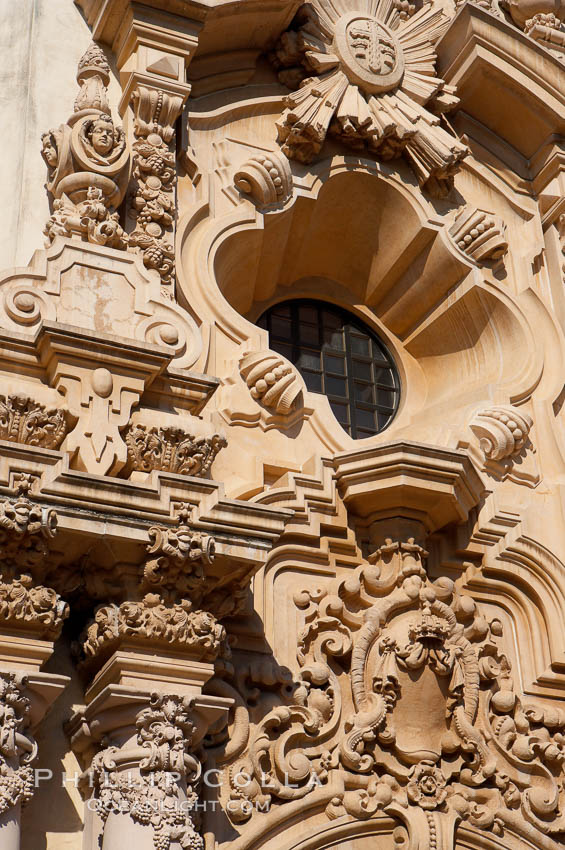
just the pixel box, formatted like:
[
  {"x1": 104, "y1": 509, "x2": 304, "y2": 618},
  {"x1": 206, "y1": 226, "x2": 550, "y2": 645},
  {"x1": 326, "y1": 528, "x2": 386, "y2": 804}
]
[{"x1": 2, "y1": 0, "x2": 565, "y2": 848}]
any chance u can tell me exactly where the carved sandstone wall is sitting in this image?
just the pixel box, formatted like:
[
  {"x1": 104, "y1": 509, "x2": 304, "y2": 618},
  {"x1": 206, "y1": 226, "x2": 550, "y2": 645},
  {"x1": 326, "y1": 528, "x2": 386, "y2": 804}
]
[{"x1": 1, "y1": 0, "x2": 565, "y2": 849}]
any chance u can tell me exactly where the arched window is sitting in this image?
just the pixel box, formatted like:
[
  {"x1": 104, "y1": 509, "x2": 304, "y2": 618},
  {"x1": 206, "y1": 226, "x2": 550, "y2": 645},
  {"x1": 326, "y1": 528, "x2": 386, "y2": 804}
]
[{"x1": 257, "y1": 300, "x2": 400, "y2": 438}]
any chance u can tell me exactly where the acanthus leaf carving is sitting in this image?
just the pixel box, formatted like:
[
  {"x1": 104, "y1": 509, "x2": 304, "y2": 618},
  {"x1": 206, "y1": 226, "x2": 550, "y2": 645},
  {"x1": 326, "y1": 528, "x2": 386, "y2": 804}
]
[
  {"x1": 125, "y1": 424, "x2": 227, "y2": 478},
  {"x1": 0, "y1": 394, "x2": 71, "y2": 451},
  {"x1": 41, "y1": 43, "x2": 130, "y2": 249},
  {"x1": 220, "y1": 537, "x2": 565, "y2": 848},
  {"x1": 448, "y1": 206, "x2": 508, "y2": 263},
  {"x1": 144, "y1": 505, "x2": 215, "y2": 600},
  {"x1": 234, "y1": 152, "x2": 293, "y2": 209},
  {"x1": 270, "y1": 1, "x2": 469, "y2": 196}
]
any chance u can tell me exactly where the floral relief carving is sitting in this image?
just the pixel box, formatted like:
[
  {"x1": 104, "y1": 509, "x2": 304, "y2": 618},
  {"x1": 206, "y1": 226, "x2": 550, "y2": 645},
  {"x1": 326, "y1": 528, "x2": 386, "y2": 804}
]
[
  {"x1": 270, "y1": 0, "x2": 468, "y2": 196},
  {"x1": 145, "y1": 506, "x2": 216, "y2": 600},
  {"x1": 0, "y1": 674, "x2": 37, "y2": 816},
  {"x1": 125, "y1": 424, "x2": 227, "y2": 478},
  {"x1": 0, "y1": 394, "x2": 70, "y2": 450},
  {"x1": 41, "y1": 44, "x2": 129, "y2": 249},
  {"x1": 239, "y1": 351, "x2": 302, "y2": 415},
  {"x1": 89, "y1": 692, "x2": 204, "y2": 850},
  {"x1": 222, "y1": 538, "x2": 565, "y2": 848}
]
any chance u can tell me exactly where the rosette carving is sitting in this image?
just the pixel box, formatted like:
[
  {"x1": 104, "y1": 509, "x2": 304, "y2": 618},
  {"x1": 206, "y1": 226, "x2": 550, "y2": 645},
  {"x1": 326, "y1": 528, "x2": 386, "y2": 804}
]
[
  {"x1": 81, "y1": 596, "x2": 226, "y2": 664},
  {"x1": 41, "y1": 44, "x2": 129, "y2": 248},
  {"x1": 0, "y1": 394, "x2": 70, "y2": 450},
  {"x1": 270, "y1": 0, "x2": 468, "y2": 196},
  {"x1": 125, "y1": 424, "x2": 226, "y2": 477}
]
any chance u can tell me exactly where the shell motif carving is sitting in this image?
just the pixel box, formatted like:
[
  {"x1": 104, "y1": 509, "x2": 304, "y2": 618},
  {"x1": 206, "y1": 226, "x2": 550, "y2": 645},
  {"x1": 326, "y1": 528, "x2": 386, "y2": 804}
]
[
  {"x1": 449, "y1": 206, "x2": 508, "y2": 263},
  {"x1": 234, "y1": 152, "x2": 293, "y2": 209},
  {"x1": 470, "y1": 405, "x2": 532, "y2": 461},
  {"x1": 240, "y1": 351, "x2": 302, "y2": 414}
]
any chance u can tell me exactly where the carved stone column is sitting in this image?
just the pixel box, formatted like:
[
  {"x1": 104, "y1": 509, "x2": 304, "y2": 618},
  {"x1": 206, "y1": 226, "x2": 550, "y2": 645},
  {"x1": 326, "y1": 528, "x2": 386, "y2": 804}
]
[
  {"x1": 0, "y1": 476, "x2": 69, "y2": 849},
  {"x1": 69, "y1": 506, "x2": 234, "y2": 850}
]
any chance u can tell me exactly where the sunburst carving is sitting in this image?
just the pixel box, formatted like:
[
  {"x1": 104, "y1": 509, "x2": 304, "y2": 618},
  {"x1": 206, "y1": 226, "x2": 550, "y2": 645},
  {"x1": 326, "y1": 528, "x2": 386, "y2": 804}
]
[{"x1": 271, "y1": 0, "x2": 468, "y2": 195}]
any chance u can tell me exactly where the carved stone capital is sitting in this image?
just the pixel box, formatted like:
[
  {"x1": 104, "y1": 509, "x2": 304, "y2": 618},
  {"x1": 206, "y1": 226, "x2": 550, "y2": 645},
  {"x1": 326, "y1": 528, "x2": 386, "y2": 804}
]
[
  {"x1": 80, "y1": 595, "x2": 227, "y2": 669},
  {"x1": 70, "y1": 687, "x2": 230, "y2": 850}
]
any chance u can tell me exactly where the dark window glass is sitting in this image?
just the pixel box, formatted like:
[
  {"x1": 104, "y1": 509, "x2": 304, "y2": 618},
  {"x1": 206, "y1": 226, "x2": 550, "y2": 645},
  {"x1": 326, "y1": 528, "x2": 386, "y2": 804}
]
[{"x1": 257, "y1": 300, "x2": 400, "y2": 438}]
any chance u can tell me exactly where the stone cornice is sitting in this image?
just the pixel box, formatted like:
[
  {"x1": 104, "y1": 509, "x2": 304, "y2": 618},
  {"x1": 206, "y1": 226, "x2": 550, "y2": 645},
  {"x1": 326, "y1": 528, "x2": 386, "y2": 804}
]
[{"x1": 333, "y1": 441, "x2": 484, "y2": 533}]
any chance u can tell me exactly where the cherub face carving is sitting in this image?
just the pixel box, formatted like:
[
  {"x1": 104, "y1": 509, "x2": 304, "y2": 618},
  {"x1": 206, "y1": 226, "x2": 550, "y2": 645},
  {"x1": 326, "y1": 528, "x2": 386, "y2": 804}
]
[
  {"x1": 41, "y1": 132, "x2": 58, "y2": 169},
  {"x1": 90, "y1": 119, "x2": 114, "y2": 155},
  {"x1": 85, "y1": 115, "x2": 116, "y2": 157}
]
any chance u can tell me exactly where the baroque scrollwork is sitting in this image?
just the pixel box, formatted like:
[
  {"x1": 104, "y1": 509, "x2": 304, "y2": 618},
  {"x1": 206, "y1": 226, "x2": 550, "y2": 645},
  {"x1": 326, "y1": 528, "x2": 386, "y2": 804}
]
[
  {"x1": 270, "y1": 0, "x2": 468, "y2": 195},
  {"x1": 125, "y1": 424, "x2": 227, "y2": 478},
  {"x1": 89, "y1": 693, "x2": 203, "y2": 850},
  {"x1": 222, "y1": 538, "x2": 565, "y2": 848},
  {"x1": 0, "y1": 394, "x2": 70, "y2": 450},
  {"x1": 41, "y1": 43, "x2": 129, "y2": 248},
  {"x1": 469, "y1": 404, "x2": 538, "y2": 485}
]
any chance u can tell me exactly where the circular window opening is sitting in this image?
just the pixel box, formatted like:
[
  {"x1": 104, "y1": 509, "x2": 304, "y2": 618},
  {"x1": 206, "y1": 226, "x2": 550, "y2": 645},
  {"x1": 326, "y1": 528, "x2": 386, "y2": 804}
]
[{"x1": 257, "y1": 300, "x2": 400, "y2": 438}]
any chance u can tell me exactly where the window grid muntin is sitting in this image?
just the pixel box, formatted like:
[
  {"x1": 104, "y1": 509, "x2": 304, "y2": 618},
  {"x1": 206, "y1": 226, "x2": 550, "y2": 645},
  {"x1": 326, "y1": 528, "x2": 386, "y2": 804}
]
[{"x1": 258, "y1": 300, "x2": 400, "y2": 439}]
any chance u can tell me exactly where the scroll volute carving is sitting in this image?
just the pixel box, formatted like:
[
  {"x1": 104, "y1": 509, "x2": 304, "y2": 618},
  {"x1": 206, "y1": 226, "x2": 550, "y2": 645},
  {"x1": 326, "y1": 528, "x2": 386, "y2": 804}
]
[
  {"x1": 222, "y1": 539, "x2": 565, "y2": 848},
  {"x1": 42, "y1": 43, "x2": 129, "y2": 248}
]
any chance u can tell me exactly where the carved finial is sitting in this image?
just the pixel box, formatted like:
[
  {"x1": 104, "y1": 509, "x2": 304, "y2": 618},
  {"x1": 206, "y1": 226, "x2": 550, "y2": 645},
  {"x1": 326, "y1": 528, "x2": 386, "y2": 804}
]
[
  {"x1": 41, "y1": 42, "x2": 129, "y2": 249},
  {"x1": 74, "y1": 43, "x2": 110, "y2": 114}
]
